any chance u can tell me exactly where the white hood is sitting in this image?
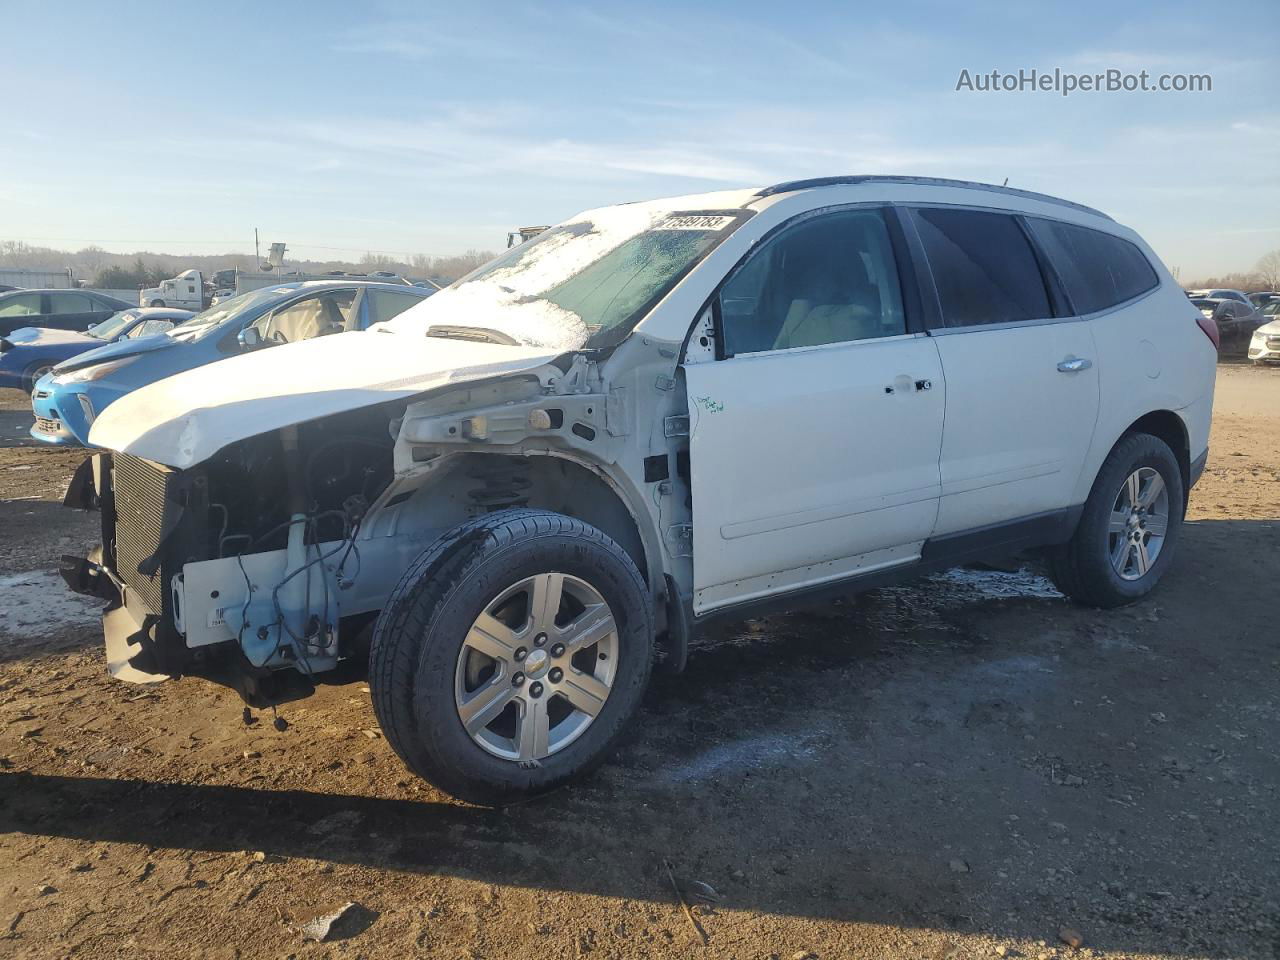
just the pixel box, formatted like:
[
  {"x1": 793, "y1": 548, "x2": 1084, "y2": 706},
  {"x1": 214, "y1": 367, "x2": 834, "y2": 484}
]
[{"x1": 88, "y1": 330, "x2": 561, "y2": 468}]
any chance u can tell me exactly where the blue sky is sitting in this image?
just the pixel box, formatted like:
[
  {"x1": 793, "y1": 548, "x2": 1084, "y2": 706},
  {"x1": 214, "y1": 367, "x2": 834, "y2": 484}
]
[{"x1": 1, "y1": 0, "x2": 1276, "y2": 277}]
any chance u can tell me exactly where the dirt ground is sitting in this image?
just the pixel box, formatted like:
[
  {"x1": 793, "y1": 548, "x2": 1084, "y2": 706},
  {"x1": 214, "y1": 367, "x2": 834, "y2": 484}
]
[{"x1": 1, "y1": 366, "x2": 1277, "y2": 960}]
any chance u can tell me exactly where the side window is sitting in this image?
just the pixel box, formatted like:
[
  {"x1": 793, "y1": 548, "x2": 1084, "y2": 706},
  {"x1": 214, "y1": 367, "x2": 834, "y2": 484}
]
[
  {"x1": 1025, "y1": 219, "x2": 1159, "y2": 315},
  {"x1": 48, "y1": 292, "x2": 94, "y2": 314},
  {"x1": 127, "y1": 319, "x2": 174, "y2": 338},
  {"x1": 255, "y1": 290, "x2": 358, "y2": 343},
  {"x1": 718, "y1": 208, "x2": 907, "y2": 356},
  {"x1": 0, "y1": 293, "x2": 42, "y2": 317},
  {"x1": 912, "y1": 208, "x2": 1052, "y2": 327},
  {"x1": 367, "y1": 290, "x2": 422, "y2": 326}
]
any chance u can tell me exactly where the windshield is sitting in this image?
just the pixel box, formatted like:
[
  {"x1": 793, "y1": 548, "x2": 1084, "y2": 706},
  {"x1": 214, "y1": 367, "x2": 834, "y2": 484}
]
[
  {"x1": 383, "y1": 205, "x2": 749, "y2": 349},
  {"x1": 166, "y1": 286, "x2": 297, "y2": 342},
  {"x1": 87, "y1": 309, "x2": 141, "y2": 341}
]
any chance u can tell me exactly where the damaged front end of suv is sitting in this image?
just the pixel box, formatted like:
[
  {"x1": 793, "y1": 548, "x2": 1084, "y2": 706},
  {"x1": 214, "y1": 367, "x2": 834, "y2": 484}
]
[
  {"x1": 60, "y1": 193, "x2": 757, "y2": 801},
  {"x1": 63, "y1": 342, "x2": 660, "y2": 707}
]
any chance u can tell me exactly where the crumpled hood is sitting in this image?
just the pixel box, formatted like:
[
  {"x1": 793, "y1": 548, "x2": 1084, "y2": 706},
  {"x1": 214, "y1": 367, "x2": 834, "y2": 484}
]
[
  {"x1": 54, "y1": 330, "x2": 175, "y2": 372},
  {"x1": 1256, "y1": 318, "x2": 1280, "y2": 337},
  {"x1": 88, "y1": 330, "x2": 561, "y2": 468},
  {"x1": 5, "y1": 327, "x2": 96, "y2": 348}
]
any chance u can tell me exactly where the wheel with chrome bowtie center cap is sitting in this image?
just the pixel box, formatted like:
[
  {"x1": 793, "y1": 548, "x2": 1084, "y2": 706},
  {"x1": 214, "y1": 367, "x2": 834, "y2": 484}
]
[
  {"x1": 455, "y1": 572, "x2": 619, "y2": 763},
  {"x1": 369, "y1": 509, "x2": 653, "y2": 806}
]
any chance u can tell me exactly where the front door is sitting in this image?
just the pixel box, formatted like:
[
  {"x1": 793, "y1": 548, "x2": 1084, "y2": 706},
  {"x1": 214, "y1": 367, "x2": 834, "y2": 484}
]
[{"x1": 684, "y1": 206, "x2": 945, "y2": 614}]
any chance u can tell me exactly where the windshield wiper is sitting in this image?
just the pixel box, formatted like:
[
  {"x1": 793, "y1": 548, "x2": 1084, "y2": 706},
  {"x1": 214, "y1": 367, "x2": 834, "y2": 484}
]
[{"x1": 426, "y1": 325, "x2": 520, "y2": 346}]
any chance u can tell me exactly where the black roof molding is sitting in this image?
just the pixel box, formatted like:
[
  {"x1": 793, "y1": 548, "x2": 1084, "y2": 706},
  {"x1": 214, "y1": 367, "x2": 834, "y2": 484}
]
[{"x1": 754, "y1": 176, "x2": 1113, "y2": 221}]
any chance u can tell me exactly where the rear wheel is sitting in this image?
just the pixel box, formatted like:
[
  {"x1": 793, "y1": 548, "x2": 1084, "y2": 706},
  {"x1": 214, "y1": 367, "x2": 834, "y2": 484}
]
[
  {"x1": 1048, "y1": 432, "x2": 1184, "y2": 608},
  {"x1": 369, "y1": 509, "x2": 653, "y2": 805}
]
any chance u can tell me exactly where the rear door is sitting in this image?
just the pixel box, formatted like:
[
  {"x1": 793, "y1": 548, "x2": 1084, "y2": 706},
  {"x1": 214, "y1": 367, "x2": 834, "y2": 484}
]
[
  {"x1": 684, "y1": 206, "x2": 945, "y2": 614},
  {"x1": 906, "y1": 206, "x2": 1100, "y2": 537},
  {"x1": 46, "y1": 292, "x2": 109, "y2": 332}
]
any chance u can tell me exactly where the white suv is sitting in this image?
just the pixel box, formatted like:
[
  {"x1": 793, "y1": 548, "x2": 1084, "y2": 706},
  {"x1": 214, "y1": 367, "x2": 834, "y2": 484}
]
[{"x1": 64, "y1": 176, "x2": 1216, "y2": 804}]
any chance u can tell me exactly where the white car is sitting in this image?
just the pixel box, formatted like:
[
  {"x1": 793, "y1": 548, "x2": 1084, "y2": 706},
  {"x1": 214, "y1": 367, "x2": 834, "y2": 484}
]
[
  {"x1": 1248, "y1": 303, "x2": 1280, "y2": 362},
  {"x1": 62, "y1": 176, "x2": 1216, "y2": 804}
]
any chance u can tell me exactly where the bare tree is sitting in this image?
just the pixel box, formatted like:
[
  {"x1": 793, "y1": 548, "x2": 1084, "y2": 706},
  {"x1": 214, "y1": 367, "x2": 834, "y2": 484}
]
[{"x1": 1256, "y1": 250, "x2": 1280, "y2": 291}]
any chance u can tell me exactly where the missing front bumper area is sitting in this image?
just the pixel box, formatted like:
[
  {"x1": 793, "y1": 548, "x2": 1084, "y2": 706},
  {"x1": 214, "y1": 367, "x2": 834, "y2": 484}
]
[{"x1": 60, "y1": 550, "x2": 319, "y2": 708}]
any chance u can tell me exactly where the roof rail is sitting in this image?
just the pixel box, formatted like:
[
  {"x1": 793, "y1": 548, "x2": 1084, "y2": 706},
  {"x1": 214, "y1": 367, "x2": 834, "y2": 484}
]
[{"x1": 754, "y1": 176, "x2": 1113, "y2": 221}]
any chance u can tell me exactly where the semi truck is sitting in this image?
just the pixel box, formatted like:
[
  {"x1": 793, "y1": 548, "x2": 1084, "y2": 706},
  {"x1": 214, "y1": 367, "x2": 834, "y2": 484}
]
[{"x1": 138, "y1": 269, "x2": 210, "y2": 309}]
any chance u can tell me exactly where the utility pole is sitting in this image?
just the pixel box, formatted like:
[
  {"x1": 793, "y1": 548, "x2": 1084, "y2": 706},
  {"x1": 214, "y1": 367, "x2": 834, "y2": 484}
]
[{"x1": 254, "y1": 228, "x2": 260, "y2": 263}]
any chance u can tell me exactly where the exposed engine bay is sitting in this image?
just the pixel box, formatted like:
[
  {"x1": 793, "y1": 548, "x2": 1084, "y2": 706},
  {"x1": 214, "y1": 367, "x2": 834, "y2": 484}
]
[{"x1": 62, "y1": 347, "x2": 689, "y2": 707}]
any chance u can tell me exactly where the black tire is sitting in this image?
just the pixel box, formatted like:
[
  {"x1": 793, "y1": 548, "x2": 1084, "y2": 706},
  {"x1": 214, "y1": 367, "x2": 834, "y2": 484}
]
[
  {"x1": 1048, "y1": 432, "x2": 1185, "y2": 608},
  {"x1": 369, "y1": 508, "x2": 654, "y2": 806},
  {"x1": 149, "y1": 299, "x2": 165, "y2": 308},
  {"x1": 22, "y1": 363, "x2": 54, "y2": 393}
]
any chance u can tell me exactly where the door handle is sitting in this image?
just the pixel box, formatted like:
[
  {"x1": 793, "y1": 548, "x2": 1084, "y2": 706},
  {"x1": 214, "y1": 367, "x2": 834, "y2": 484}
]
[
  {"x1": 1057, "y1": 357, "x2": 1092, "y2": 373},
  {"x1": 883, "y1": 377, "x2": 933, "y2": 394}
]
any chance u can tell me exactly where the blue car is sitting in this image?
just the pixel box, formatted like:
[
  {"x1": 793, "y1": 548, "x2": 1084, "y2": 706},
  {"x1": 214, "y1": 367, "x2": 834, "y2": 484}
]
[
  {"x1": 30, "y1": 280, "x2": 432, "y2": 446},
  {"x1": 0, "y1": 307, "x2": 193, "y2": 393}
]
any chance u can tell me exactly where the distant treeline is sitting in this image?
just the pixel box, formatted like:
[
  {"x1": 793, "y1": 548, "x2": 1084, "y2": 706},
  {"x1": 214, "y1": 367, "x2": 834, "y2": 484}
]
[
  {"x1": 0, "y1": 241, "x2": 497, "y2": 289},
  {"x1": 1184, "y1": 250, "x2": 1280, "y2": 291}
]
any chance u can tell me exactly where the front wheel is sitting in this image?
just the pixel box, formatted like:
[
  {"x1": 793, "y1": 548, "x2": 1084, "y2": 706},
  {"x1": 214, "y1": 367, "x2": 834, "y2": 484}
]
[
  {"x1": 23, "y1": 363, "x2": 54, "y2": 393},
  {"x1": 149, "y1": 299, "x2": 165, "y2": 308},
  {"x1": 1048, "y1": 432, "x2": 1185, "y2": 608},
  {"x1": 369, "y1": 509, "x2": 654, "y2": 805}
]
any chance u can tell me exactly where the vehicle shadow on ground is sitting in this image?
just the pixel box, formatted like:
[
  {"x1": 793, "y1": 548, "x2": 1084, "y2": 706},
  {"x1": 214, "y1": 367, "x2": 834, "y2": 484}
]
[{"x1": 4, "y1": 520, "x2": 1279, "y2": 957}]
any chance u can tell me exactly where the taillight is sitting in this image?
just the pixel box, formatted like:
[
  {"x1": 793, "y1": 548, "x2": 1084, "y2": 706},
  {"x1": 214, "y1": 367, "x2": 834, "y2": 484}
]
[{"x1": 1195, "y1": 312, "x2": 1220, "y2": 348}]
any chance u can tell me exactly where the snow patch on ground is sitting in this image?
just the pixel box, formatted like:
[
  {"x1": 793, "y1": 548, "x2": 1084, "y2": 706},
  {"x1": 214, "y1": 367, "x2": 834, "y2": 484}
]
[
  {"x1": 0, "y1": 570, "x2": 102, "y2": 639},
  {"x1": 931, "y1": 567, "x2": 1064, "y2": 600}
]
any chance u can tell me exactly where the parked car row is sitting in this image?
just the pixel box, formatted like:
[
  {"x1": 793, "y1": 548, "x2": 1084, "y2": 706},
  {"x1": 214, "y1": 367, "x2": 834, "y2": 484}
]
[
  {"x1": 0, "y1": 307, "x2": 192, "y2": 392},
  {"x1": 26, "y1": 280, "x2": 433, "y2": 446},
  {"x1": 1186, "y1": 293, "x2": 1278, "y2": 357},
  {"x1": 51, "y1": 176, "x2": 1215, "y2": 805}
]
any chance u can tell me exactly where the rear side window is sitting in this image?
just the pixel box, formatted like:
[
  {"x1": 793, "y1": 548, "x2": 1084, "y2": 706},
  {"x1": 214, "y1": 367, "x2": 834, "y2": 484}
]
[
  {"x1": 1026, "y1": 219, "x2": 1159, "y2": 315},
  {"x1": 367, "y1": 290, "x2": 422, "y2": 326},
  {"x1": 912, "y1": 208, "x2": 1052, "y2": 327},
  {"x1": 48, "y1": 292, "x2": 94, "y2": 314}
]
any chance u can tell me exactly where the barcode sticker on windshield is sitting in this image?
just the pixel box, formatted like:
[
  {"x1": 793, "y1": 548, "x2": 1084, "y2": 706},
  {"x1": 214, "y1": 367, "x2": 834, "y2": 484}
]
[{"x1": 655, "y1": 214, "x2": 736, "y2": 231}]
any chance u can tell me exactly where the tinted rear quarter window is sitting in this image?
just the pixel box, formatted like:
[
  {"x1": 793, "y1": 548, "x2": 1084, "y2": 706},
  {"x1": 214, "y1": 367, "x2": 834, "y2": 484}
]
[
  {"x1": 1026, "y1": 219, "x2": 1159, "y2": 315},
  {"x1": 912, "y1": 208, "x2": 1052, "y2": 327}
]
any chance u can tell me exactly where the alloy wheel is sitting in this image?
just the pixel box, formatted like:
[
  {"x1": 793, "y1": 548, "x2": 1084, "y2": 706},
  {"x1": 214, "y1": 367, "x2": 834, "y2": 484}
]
[
  {"x1": 1108, "y1": 467, "x2": 1170, "y2": 581},
  {"x1": 454, "y1": 573, "x2": 618, "y2": 762}
]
